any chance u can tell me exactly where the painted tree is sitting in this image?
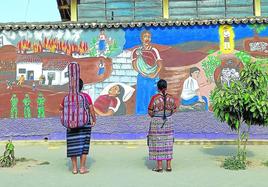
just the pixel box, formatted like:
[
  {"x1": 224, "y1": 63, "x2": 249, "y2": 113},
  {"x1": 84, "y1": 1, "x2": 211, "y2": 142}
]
[
  {"x1": 202, "y1": 52, "x2": 221, "y2": 82},
  {"x1": 211, "y1": 63, "x2": 268, "y2": 169},
  {"x1": 249, "y1": 24, "x2": 268, "y2": 37}
]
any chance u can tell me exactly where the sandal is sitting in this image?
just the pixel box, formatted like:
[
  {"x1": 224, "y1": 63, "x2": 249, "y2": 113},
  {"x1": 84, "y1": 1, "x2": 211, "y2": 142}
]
[
  {"x1": 152, "y1": 168, "x2": 163, "y2": 172},
  {"x1": 72, "y1": 170, "x2": 78, "y2": 174},
  {"x1": 79, "y1": 169, "x2": 89, "y2": 174},
  {"x1": 166, "y1": 168, "x2": 172, "y2": 172}
]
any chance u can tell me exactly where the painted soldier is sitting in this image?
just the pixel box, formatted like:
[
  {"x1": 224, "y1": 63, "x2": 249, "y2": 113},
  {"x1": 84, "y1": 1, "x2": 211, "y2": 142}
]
[
  {"x1": 37, "y1": 92, "x2": 45, "y2": 118},
  {"x1": 10, "y1": 94, "x2": 18, "y2": 118},
  {"x1": 23, "y1": 94, "x2": 31, "y2": 118}
]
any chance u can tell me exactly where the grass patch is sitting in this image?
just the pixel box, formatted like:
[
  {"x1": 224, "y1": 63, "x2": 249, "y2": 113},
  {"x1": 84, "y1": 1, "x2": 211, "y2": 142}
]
[
  {"x1": 262, "y1": 161, "x2": 268, "y2": 167},
  {"x1": 222, "y1": 156, "x2": 246, "y2": 170}
]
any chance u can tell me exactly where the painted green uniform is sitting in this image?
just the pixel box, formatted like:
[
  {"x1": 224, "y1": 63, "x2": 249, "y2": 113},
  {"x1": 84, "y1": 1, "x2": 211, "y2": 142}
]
[
  {"x1": 23, "y1": 94, "x2": 31, "y2": 118},
  {"x1": 10, "y1": 94, "x2": 18, "y2": 118},
  {"x1": 37, "y1": 93, "x2": 45, "y2": 118}
]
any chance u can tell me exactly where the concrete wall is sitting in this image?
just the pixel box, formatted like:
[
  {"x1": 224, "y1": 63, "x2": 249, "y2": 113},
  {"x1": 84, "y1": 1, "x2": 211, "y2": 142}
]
[{"x1": 0, "y1": 22, "x2": 268, "y2": 118}]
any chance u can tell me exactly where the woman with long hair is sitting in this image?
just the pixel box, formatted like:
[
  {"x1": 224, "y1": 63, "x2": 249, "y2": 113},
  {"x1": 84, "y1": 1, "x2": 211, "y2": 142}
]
[{"x1": 147, "y1": 79, "x2": 177, "y2": 172}]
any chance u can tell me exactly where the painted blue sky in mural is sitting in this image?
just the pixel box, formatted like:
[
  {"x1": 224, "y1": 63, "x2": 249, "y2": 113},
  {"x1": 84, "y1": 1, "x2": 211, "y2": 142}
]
[{"x1": 123, "y1": 24, "x2": 268, "y2": 49}]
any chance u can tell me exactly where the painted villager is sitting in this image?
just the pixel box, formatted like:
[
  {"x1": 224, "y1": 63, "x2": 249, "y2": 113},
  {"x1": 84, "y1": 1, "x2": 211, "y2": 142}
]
[
  {"x1": 6, "y1": 80, "x2": 15, "y2": 90},
  {"x1": 17, "y1": 75, "x2": 25, "y2": 87},
  {"x1": 32, "y1": 81, "x2": 36, "y2": 91},
  {"x1": 132, "y1": 30, "x2": 163, "y2": 115},
  {"x1": 98, "y1": 29, "x2": 107, "y2": 56},
  {"x1": 180, "y1": 67, "x2": 208, "y2": 111},
  {"x1": 97, "y1": 60, "x2": 105, "y2": 75},
  {"x1": 94, "y1": 83, "x2": 135, "y2": 116},
  {"x1": 223, "y1": 26, "x2": 231, "y2": 50},
  {"x1": 147, "y1": 79, "x2": 177, "y2": 172},
  {"x1": 60, "y1": 62, "x2": 96, "y2": 175}
]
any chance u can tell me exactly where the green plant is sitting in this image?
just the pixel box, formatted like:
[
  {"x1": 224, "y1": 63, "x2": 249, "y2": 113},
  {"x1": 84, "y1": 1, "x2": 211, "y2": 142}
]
[
  {"x1": 0, "y1": 140, "x2": 15, "y2": 167},
  {"x1": 263, "y1": 161, "x2": 268, "y2": 167},
  {"x1": 207, "y1": 49, "x2": 216, "y2": 55},
  {"x1": 211, "y1": 63, "x2": 268, "y2": 169},
  {"x1": 222, "y1": 156, "x2": 246, "y2": 170},
  {"x1": 106, "y1": 40, "x2": 118, "y2": 57},
  {"x1": 249, "y1": 24, "x2": 268, "y2": 35},
  {"x1": 255, "y1": 59, "x2": 268, "y2": 73},
  {"x1": 88, "y1": 37, "x2": 98, "y2": 57},
  {"x1": 202, "y1": 54, "x2": 221, "y2": 82},
  {"x1": 235, "y1": 51, "x2": 252, "y2": 65}
]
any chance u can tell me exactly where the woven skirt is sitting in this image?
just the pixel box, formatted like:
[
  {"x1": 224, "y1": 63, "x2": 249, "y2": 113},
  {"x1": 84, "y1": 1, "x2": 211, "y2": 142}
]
[
  {"x1": 66, "y1": 125, "x2": 92, "y2": 157},
  {"x1": 148, "y1": 117, "x2": 174, "y2": 160}
]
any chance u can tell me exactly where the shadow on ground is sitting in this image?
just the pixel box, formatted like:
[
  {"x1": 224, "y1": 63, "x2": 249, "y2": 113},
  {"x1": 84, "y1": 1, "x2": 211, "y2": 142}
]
[
  {"x1": 201, "y1": 146, "x2": 254, "y2": 157},
  {"x1": 143, "y1": 157, "x2": 155, "y2": 170}
]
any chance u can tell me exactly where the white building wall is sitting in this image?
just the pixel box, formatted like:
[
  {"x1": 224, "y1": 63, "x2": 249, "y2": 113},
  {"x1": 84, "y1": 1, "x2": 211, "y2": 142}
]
[
  {"x1": 16, "y1": 62, "x2": 42, "y2": 81},
  {"x1": 83, "y1": 84, "x2": 96, "y2": 101},
  {"x1": 43, "y1": 70, "x2": 61, "y2": 85},
  {"x1": 60, "y1": 66, "x2": 69, "y2": 85},
  {"x1": 89, "y1": 50, "x2": 138, "y2": 102}
]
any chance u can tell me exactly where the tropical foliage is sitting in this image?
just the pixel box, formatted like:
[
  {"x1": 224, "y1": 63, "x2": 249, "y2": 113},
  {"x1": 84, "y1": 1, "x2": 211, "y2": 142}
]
[
  {"x1": 0, "y1": 140, "x2": 15, "y2": 167},
  {"x1": 211, "y1": 63, "x2": 268, "y2": 170}
]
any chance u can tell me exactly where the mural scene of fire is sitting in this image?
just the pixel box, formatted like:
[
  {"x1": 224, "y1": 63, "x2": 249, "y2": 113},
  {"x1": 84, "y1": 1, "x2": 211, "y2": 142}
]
[{"x1": 0, "y1": 24, "x2": 268, "y2": 118}]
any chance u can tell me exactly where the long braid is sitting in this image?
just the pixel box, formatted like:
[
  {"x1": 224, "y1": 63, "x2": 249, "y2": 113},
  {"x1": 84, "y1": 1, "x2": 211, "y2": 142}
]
[{"x1": 162, "y1": 89, "x2": 167, "y2": 121}]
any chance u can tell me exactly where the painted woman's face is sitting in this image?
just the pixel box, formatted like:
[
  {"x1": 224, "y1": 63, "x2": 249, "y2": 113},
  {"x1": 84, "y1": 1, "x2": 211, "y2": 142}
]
[
  {"x1": 108, "y1": 85, "x2": 120, "y2": 96},
  {"x1": 142, "y1": 33, "x2": 151, "y2": 46}
]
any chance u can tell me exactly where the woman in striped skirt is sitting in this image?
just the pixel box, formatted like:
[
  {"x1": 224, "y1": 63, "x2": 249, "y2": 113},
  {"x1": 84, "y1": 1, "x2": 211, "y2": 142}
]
[
  {"x1": 60, "y1": 78, "x2": 96, "y2": 174},
  {"x1": 147, "y1": 79, "x2": 177, "y2": 172}
]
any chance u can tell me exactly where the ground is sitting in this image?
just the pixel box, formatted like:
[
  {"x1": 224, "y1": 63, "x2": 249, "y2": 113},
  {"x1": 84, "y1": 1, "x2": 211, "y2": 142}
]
[{"x1": 0, "y1": 143, "x2": 268, "y2": 187}]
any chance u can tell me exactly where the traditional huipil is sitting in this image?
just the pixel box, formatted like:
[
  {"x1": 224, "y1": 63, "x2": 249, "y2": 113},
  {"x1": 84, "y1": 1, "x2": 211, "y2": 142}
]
[
  {"x1": 132, "y1": 45, "x2": 162, "y2": 115},
  {"x1": 62, "y1": 62, "x2": 93, "y2": 158},
  {"x1": 147, "y1": 93, "x2": 176, "y2": 160}
]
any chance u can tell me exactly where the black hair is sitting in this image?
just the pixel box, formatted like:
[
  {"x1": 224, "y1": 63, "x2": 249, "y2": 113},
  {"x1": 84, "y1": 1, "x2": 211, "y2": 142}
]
[
  {"x1": 79, "y1": 78, "x2": 84, "y2": 92},
  {"x1": 157, "y1": 79, "x2": 167, "y2": 91},
  {"x1": 157, "y1": 79, "x2": 168, "y2": 120},
  {"x1": 114, "y1": 85, "x2": 126, "y2": 116},
  {"x1": 190, "y1": 67, "x2": 200, "y2": 76}
]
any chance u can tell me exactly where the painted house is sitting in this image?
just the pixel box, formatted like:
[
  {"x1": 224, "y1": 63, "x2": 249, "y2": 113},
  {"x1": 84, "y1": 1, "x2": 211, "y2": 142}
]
[
  {"x1": 42, "y1": 61, "x2": 69, "y2": 85},
  {"x1": 16, "y1": 55, "x2": 42, "y2": 81}
]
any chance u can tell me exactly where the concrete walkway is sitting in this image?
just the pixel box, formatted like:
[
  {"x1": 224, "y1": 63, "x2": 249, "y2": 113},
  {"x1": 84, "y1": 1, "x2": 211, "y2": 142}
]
[{"x1": 0, "y1": 143, "x2": 268, "y2": 187}]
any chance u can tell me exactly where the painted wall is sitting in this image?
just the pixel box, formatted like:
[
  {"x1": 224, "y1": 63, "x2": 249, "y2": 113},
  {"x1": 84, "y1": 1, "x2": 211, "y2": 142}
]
[
  {"x1": 0, "y1": 23, "x2": 268, "y2": 118},
  {"x1": 16, "y1": 62, "x2": 42, "y2": 81}
]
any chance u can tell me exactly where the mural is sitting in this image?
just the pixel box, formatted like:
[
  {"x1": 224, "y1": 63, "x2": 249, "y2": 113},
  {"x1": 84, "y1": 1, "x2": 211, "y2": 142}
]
[
  {"x1": 0, "y1": 23, "x2": 268, "y2": 118},
  {"x1": 132, "y1": 30, "x2": 162, "y2": 114}
]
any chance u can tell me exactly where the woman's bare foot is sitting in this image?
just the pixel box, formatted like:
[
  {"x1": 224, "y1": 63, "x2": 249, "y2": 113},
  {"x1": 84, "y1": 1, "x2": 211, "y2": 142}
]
[
  {"x1": 72, "y1": 169, "x2": 78, "y2": 174},
  {"x1": 79, "y1": 167, "x2": 89, "y2": 174}
]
